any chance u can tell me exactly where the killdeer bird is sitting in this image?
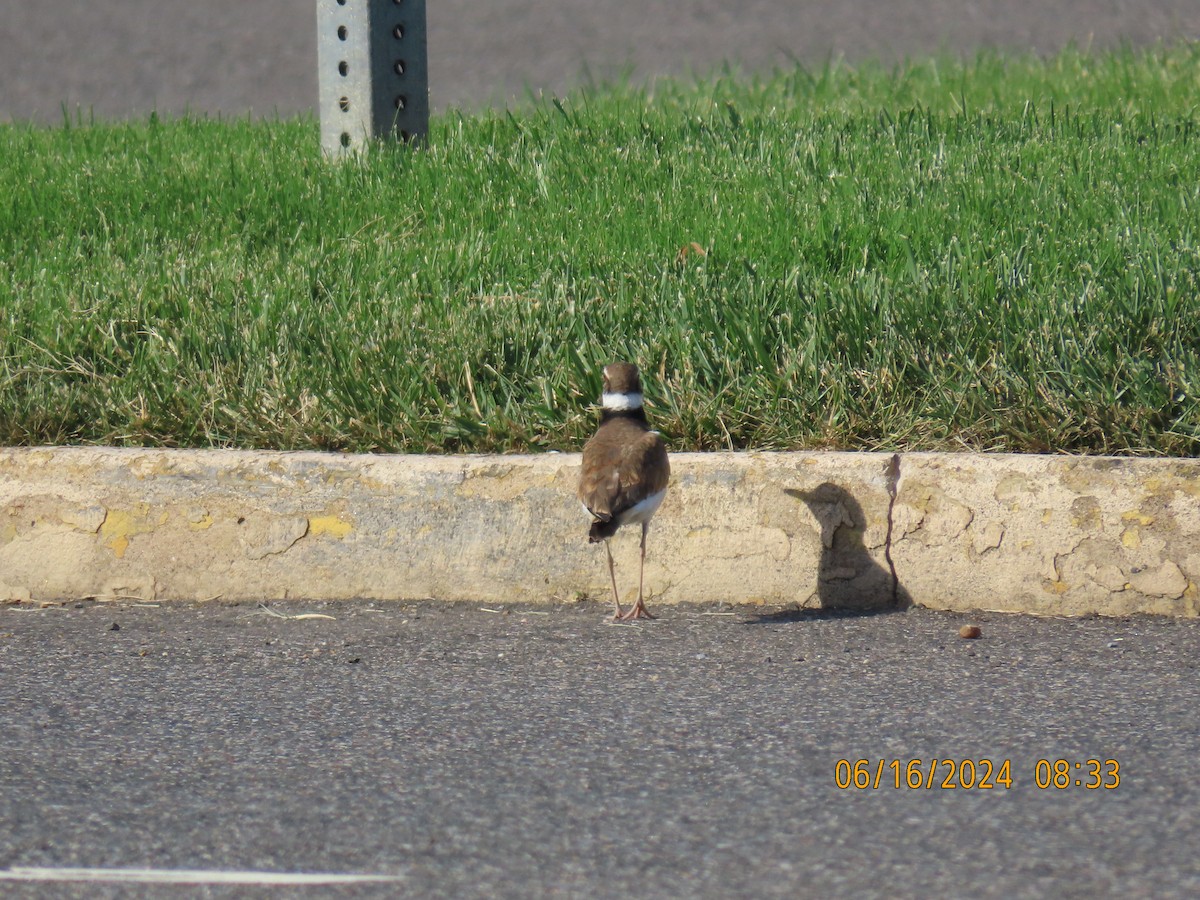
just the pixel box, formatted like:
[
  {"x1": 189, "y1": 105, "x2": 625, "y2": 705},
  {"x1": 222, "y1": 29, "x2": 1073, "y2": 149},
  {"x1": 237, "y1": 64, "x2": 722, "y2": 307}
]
[{"x1": 578, "y1": 362, "x2": 670, "y2": 620}]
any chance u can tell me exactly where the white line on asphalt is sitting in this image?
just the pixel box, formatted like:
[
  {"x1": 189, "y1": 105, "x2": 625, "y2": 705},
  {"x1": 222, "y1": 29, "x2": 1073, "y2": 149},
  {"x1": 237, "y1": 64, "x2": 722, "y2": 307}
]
[{"x1": 0, "y1": 867, "x2": 405, "y2": 884}]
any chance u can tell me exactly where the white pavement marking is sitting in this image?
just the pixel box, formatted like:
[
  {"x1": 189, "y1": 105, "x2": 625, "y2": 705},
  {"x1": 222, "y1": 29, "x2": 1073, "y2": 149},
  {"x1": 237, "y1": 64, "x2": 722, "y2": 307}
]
[{"x1": 0, "y1": 867, "x2": 405, "y2": 885}]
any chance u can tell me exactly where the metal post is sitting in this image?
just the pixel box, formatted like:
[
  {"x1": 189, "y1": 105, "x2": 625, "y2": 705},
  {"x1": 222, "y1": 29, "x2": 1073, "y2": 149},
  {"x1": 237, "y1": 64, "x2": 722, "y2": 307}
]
[{"x1": 317, "y1": 0, "x2": 429, "y2": 155}]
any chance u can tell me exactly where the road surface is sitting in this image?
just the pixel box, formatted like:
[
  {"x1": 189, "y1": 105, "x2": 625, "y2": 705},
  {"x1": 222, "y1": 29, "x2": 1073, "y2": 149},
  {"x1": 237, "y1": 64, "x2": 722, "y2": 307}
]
[
  {"x1": 1, "y1": 1, "x2": 1198, "y2": 122},
  {"x1": 1, "y1": 600, "x2": 1198, "y2": 897}
]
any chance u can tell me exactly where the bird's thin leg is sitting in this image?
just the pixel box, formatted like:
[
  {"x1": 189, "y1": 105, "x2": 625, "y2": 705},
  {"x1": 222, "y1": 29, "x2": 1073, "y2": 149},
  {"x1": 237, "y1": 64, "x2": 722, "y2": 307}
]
[
  {"x1": 639, "y1": 522, "x2": 646, "y2": 603},
  {"x1": 605, "y1": 540, "x2": 625, "y2": 620},
  {"x1": 620, "y1": 522, "x2": 656, "y2": 620}
]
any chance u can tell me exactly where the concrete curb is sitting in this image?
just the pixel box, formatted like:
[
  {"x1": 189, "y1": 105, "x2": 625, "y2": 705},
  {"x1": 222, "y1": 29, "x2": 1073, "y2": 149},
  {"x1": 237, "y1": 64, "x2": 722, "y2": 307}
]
[{"x1": 0, "y1": 448, "x2": 1197, "y2": 616}]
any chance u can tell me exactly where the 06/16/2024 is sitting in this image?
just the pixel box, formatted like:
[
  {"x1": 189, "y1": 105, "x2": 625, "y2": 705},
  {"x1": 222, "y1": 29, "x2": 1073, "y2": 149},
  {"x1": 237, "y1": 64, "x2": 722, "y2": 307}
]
[{"x1": 834, "y1": 758, "x2": 1120, "y2": 790}]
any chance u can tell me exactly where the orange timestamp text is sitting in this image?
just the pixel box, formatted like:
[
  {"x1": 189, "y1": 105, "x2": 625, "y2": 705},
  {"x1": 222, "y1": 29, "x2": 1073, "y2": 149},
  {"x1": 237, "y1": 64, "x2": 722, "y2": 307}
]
[{"x1": 834, "y1": 758, "x2": 1120, "y2": 790}]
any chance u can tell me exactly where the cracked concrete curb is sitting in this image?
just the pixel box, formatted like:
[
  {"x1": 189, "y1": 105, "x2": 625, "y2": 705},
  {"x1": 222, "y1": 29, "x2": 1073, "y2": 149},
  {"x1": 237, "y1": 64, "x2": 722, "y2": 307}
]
[{"x1": 0, "y1": 448, "x2": 1197, "y2": 616}]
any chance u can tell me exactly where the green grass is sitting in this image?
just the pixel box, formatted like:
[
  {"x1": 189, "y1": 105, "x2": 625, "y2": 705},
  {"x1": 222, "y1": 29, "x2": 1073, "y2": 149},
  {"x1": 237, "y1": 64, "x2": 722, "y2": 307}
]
[{"x1": 2, "y1": 45, "x2": 1198, "y2": 454}]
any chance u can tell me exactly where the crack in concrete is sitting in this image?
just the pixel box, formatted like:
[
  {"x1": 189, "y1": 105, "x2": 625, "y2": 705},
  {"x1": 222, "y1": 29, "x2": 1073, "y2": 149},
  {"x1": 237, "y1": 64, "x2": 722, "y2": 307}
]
[{"x1": 884, "y1": 453, "x2": 902, "y2": 606}]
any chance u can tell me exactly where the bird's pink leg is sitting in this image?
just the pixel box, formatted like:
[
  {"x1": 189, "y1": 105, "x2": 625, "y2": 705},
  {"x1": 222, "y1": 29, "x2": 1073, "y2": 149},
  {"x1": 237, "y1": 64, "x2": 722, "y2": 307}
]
[
  {"x1": 620, "y1": 523, "x2": 656, "y2": 620},
  {"x1": 605, "y1": 540, "x2": 625, "y2": 620}
]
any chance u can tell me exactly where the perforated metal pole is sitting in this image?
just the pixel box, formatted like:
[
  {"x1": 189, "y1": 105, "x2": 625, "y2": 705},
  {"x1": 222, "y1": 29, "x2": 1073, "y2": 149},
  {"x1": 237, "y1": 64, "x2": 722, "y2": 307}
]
[{"x1": 317, "y1": 0, "x2": 428, "y2": 155}]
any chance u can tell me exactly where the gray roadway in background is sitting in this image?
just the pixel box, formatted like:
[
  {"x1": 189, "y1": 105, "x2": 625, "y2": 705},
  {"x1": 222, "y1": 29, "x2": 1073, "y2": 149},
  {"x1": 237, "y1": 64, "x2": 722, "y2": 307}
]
[
  {"x1": 2, "y1": 600, "x2": 1199, "y2": 897},
  {"x1": 1, "y1": 1, "x2": 1199, "y2": 122}
]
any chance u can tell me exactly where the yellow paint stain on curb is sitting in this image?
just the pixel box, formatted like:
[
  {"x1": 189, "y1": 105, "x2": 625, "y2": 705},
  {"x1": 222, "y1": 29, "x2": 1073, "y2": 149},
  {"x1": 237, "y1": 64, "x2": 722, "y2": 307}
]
[
  {"x1": 99, "y1": 506, "x2": 160, "y2": 559},
  {"x1": 1121, "y1": 511, "x2": 1155, "y2": 526},
  {"x1": 1119, "y1": 511, "x2": 1153, "y2": 551},
  {"x1": 308, "y1": 515, "x2": 353, "y2": 539}
]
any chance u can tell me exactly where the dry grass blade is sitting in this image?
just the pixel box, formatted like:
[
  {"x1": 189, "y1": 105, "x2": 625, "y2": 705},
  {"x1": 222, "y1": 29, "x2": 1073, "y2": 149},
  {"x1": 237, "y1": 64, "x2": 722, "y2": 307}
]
[{"x1": 248, "y1": 603, "x2": 335, "y2": 621}]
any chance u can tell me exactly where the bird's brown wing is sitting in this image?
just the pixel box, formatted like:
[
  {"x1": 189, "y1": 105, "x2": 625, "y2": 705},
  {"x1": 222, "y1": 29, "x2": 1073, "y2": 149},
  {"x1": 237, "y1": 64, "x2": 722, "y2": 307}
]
[
  {"x1": 578, "y1": 426, "x2": 669, "y2": 521},
  {"x1": 616, "y1": 431, "x2": 669, "y2": 512}
]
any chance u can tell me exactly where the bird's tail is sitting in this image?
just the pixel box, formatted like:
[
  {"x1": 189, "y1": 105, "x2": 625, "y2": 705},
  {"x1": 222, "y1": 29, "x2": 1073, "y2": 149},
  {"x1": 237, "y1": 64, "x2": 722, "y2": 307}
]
[{"x1": 588, "y1": 517, "x2": 619, "y2": 543}]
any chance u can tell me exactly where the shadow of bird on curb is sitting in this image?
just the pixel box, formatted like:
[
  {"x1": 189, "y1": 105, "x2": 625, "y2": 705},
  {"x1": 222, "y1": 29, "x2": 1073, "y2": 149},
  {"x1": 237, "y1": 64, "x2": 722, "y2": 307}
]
[{"x1": 748, "y1": 476, "x2": 911, "y2": 624}]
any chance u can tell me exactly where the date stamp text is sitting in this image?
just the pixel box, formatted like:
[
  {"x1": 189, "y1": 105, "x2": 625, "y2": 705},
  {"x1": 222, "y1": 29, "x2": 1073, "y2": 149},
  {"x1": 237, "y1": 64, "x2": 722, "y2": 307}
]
[{"x1": 833, "y1": 758, "x2": 1120, "y2": 790}]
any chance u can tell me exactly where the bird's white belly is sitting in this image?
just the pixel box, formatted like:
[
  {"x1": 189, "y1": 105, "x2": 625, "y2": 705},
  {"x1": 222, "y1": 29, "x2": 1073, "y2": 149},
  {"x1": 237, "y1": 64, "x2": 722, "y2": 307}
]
[{"x1": 615, "y1": 488, "x2": 666, "y2": 526}]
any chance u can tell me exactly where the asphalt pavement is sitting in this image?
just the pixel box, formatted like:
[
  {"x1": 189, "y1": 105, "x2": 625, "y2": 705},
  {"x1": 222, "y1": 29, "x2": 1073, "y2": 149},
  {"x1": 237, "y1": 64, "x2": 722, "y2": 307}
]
[
  {"x1": 1, "y1": 600, "x2": 1198, "y2": 897},
  {"x1": 2, "y1": 1, "x2": 1199, "y2": 122}
]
